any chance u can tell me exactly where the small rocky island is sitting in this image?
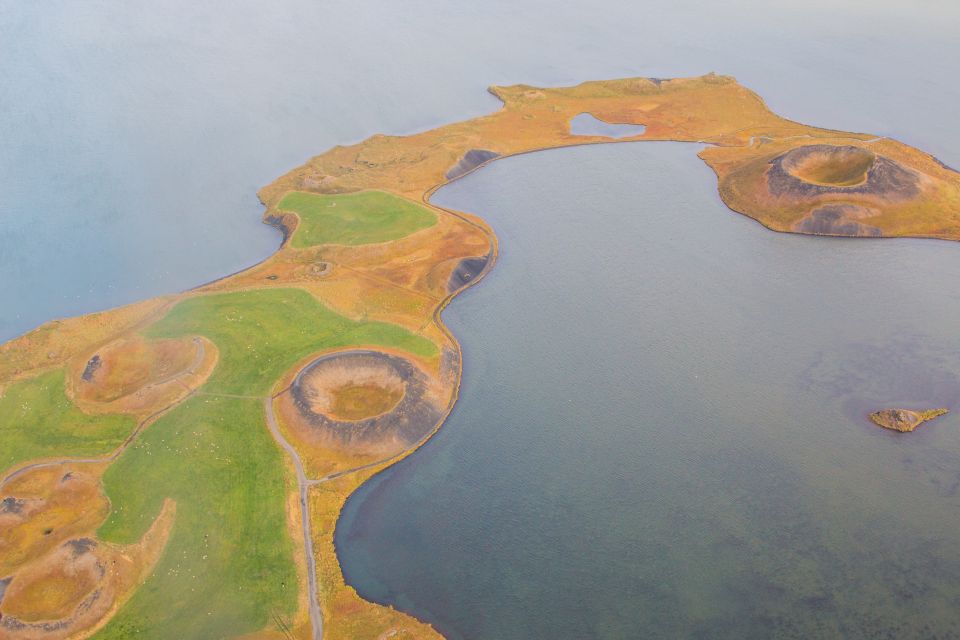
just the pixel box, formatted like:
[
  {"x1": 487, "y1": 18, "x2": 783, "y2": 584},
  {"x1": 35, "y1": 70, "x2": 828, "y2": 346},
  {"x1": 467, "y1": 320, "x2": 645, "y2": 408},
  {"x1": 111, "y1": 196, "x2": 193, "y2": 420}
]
[{"x1": 869, "y1": 408, "x2": 949, "y2": 432}]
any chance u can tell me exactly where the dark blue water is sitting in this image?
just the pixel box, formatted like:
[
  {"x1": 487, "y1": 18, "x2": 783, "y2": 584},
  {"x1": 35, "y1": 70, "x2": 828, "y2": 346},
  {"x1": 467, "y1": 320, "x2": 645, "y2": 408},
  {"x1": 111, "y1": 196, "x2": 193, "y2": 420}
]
[{"x1": 338, "y1": 142, "x2": 960, "y2": 639}]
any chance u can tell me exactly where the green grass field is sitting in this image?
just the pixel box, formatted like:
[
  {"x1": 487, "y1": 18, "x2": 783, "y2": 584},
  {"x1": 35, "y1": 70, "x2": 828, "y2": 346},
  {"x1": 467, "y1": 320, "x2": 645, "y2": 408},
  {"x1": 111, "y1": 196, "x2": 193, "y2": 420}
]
[
  {"x1": 278, "y1": 189, "x2": 437, "y2": 247},
  {"x1": 142, "y1": 288, "x2": 437, "y2": 395},
  {"x1": 0, "y1": 369, "x2": 135, "y2": 472},
  {"x1": 94, "y1": 287, "x2": 437, "y2": 637},
  {"x1": 95, "y1": 396, "x2": 296, "y2": 638}
]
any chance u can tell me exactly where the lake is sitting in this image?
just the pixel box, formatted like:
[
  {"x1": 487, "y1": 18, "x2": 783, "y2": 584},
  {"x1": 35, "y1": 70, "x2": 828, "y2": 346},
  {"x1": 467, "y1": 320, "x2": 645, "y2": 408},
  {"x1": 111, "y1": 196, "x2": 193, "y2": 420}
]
[
  {"x1": 3, "y1": 1, "x2": 960, "y2": 638},
  {"x1": 338, "y1": 141, "x2": 960, "y2": 638}
]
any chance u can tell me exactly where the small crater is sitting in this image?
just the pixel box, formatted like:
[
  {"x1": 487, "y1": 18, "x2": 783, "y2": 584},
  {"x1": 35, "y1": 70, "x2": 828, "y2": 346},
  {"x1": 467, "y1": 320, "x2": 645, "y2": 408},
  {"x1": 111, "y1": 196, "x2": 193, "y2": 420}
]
[{"x1": 784, "y1": 145, "x2": 875, "y2": 187}]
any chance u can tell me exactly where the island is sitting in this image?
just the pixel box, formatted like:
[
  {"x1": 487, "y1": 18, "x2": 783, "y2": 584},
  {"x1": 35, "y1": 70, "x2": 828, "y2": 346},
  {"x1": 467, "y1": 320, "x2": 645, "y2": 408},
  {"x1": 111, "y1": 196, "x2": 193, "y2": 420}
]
[
  {"x1": 1, "y1": 74, "x2": 958, "y2": 639},
  {"x1": 869, "y1": 408, "x2": 949, "y2": 433}
]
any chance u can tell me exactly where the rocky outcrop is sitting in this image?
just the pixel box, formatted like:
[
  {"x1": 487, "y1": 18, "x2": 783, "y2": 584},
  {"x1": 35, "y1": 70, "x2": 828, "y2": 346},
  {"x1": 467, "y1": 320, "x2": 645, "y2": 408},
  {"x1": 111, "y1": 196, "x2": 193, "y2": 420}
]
[
  {"x1": 447, "y1": 255, "x2": 489, "y2": 293},
  {"x1": 446, "y1": 149, "x2": 500, "y2": 180},
  {"x1": 792, "y1": 204, "x2": 882, "y2": 237},
  {"x1": 869, "y1": 408, "x2": 948, "y2": 432}
]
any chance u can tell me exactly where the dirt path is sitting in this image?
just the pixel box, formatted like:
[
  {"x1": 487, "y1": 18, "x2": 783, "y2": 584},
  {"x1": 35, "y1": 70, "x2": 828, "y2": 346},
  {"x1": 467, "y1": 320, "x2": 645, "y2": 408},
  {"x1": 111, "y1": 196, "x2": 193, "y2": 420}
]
[
  {"x1": 262, "y1": 397, "x2": 324, "y2": 640},
  {"x1": 1, "y1": 338, "x2": 207, "y2": 487}
]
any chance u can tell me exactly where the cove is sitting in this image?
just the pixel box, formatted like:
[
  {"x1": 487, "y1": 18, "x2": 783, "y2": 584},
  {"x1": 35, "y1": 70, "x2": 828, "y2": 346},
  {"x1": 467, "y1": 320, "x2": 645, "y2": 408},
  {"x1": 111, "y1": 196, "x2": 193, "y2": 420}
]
[{"x1": 337, "y1": 141, "x2": 960, "y2": 639}]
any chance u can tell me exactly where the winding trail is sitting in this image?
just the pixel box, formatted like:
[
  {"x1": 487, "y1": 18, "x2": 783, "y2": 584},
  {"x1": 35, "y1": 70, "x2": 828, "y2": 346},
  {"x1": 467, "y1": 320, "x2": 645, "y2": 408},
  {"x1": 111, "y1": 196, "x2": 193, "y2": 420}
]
[
  {"x1": 256, "y1": 187, "x2": 499, "y2": 638},
  {"x1": 262, "y1": 397, "x2": 324, "y2": 640},
  {"x1": 0, "y1": 338, "x2": 207, "y2": 487}
]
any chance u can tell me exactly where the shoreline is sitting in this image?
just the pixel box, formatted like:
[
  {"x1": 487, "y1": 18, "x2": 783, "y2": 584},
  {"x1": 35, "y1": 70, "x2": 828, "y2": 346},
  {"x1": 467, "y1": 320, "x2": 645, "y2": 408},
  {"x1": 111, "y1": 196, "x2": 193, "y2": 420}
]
[{"x1": 3, "y1": 73, "x2": 960, "y2": 638}]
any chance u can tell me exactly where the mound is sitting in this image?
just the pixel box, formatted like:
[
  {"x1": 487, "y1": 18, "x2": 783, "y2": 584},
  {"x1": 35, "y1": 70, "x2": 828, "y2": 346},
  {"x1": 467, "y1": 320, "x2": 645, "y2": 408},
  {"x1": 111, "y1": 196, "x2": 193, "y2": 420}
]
[{"x1": 70, "y1": 335, "x2": 215, "y2": 416}]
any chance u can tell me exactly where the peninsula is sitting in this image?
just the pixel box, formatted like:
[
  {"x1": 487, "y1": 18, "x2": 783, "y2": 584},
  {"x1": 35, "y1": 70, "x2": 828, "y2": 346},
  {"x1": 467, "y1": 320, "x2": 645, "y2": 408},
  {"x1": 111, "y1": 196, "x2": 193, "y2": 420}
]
[{"x1": 1, "y1": 74, "x2": 958, "y2": 639}]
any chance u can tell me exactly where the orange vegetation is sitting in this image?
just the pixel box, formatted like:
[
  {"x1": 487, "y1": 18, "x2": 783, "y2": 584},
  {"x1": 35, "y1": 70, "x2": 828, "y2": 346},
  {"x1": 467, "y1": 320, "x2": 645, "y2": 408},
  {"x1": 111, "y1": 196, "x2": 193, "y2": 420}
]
[
  {"x1": 67, "y1": 335, "x2": 217, "y2": 418},
  {"x1": 0, "y1": 465, "x2": 174, "y2": 639},
  {"x1": 3, "y1": 73, "x2": 958, "y2": 638}
]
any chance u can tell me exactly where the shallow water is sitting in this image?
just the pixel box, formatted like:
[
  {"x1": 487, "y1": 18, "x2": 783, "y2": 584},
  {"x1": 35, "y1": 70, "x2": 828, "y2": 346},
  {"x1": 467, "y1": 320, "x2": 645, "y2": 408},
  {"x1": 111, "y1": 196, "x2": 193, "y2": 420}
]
[
  {"x1": 570, "y1": 113, "x2": 646, "y2": 138},
  {"x1": 337, "y1": 142, "x2": 960, "y2": 638}
]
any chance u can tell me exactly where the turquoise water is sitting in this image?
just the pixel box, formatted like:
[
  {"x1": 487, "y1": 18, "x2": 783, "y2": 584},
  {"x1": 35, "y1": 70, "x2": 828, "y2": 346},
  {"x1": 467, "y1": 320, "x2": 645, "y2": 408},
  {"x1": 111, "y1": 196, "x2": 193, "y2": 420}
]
[{"x1": 338, "y1": 142, "x2": 960, "y2": 638}]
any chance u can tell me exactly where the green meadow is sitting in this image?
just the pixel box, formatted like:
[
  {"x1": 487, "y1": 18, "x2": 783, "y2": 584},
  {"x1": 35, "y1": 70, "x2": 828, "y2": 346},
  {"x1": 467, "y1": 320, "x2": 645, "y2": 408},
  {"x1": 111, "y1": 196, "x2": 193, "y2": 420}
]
[
  {"x1": 0, "y1": 369, "x2": 134, "y2": 472},
  {"x1": 278, "y1": 189, "x2": 436, "y2": 247},
  {"x1": 95, "y1": 395, "x2": 296, "y2": 638},
  {"x1": 94, "y1": 287, "x2": 436, "y2": 637},
  {"x1": 142, "y1": 288, "x2": 436, "y2": 395}
]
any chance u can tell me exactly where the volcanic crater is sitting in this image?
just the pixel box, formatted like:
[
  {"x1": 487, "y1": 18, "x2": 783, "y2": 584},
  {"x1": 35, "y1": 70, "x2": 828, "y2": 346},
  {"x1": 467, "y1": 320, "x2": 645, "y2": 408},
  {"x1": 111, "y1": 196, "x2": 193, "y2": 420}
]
[
  {"x1": 768, "y1": 144, "x2": 921, "y2": 200},
  {"x1": 287, "y1": 350, "x2": 444, "y2": 455}
]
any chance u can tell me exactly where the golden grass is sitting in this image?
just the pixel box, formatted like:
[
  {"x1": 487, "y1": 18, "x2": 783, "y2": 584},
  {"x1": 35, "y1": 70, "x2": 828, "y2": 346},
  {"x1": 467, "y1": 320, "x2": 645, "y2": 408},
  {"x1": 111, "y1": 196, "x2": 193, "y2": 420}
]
[
  {"x1": 328, "y1": 383, "x2": 404, "y2": 421},
  {"x1": 4, "y1": 73, "x2": 960, "y2": 637},
  {"x1": 0, "y1": 465, "x2": 175, "y2": 638}
]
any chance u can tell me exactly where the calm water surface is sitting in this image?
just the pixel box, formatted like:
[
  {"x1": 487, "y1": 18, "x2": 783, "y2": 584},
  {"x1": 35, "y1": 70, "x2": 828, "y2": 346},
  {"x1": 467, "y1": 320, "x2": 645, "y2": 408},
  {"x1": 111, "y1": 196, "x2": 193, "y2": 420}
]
[
  {"x1": 339, "y1": 142, "x2": 960, "y2": 638},
  {"x1": 570, "y1": 113, "x2": 646, "y2": 138},
  {"x1": 2, "y1": 0, "x2": 959, "y2": 339},
  {"x1": 3, "y1": 1, "x2": 960, "y2": 638}
]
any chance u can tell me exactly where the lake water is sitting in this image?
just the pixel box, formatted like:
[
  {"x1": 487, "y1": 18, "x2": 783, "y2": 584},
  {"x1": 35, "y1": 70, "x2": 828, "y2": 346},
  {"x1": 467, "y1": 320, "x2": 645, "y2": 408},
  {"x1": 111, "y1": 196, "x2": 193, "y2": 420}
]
[
  {"x1": 570, "y1": 113, "x2": 646, "y2": 138},
  {"x1": 2, "y1": 0, "x2": 959, "y2": 340},
  {"x1": 339, "y1": 142, "x2": 960, "y2": 639},
  {"x1": 3, "y1": 1, "x2": 960, "y2": 638}
]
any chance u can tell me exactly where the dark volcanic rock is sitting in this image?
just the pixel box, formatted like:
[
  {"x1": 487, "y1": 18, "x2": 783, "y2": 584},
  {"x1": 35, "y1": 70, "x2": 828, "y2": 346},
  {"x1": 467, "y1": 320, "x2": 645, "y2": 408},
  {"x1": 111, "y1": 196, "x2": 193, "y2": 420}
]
[
  {"x1": 0, "y1": 497, "x2": 25, "y2": 514},
  {"x1": 81, "y1": 355, "x2": 102, "y2": 382},
  {"x1": 447, "y1": 255, "x2": 489, "y2": 293},
  {"x1": 793, "y1": 205, "x2": 882, "y2": 237},
  {"x1": 446, "y1": 149, "x2": 500, "y2": 180},
  {"x1": 66, "y1": 538, "x2": 98, "y2": 557}
]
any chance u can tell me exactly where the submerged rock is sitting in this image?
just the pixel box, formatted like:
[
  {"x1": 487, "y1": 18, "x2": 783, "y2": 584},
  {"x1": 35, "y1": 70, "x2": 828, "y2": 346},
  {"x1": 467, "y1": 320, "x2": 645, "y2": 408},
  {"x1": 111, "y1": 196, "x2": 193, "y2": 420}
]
[{"x1": 869, "y1": 408, "x2": 948, "y2": 433}]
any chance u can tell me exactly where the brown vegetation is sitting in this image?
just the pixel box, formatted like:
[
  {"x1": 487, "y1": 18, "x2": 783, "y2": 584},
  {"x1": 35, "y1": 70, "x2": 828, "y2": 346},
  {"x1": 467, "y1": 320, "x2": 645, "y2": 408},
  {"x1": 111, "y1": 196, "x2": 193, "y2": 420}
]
[
  {"x1": 0, "y1": 465, "x2": 174, "y2": 639},
  {"x1": 4, "y1": 73, "x2": 959, "y2": 638}
]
